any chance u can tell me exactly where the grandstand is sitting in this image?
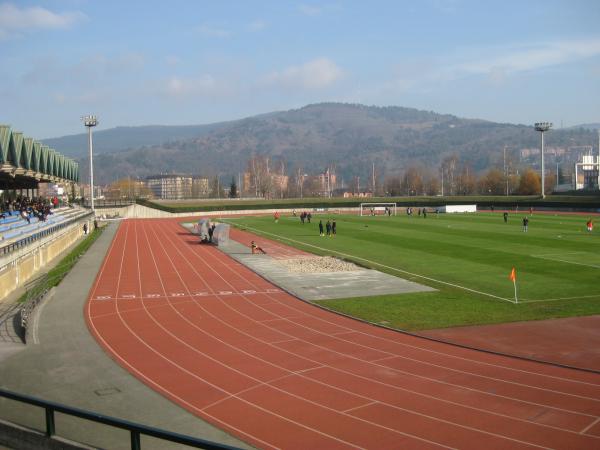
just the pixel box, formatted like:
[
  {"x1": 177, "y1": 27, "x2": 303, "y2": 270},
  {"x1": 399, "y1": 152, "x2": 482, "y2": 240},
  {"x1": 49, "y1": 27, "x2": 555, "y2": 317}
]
[{"x1": 0, "y1": 125, "x2": 89, "y2": 301}]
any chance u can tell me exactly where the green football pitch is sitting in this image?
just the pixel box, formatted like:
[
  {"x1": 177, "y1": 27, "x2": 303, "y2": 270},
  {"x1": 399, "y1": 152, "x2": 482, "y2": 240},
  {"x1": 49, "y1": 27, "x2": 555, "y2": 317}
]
[{"x1": 224, "y1": 212, "x2": 600, "y2": 330}]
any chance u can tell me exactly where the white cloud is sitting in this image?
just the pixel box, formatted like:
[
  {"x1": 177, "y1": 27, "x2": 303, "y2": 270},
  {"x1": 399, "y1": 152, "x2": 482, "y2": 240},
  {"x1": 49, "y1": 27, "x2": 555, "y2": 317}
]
[
  {"x1": 265, "y1": 58, "x2": 342, "y2": 89},
  {"x1": 21, "y1": 52, "x2": 145, "y2": 87},
  {"x1": 165, "y1": 75, "x2": 222, "y2": 97},
  {"x1": 165, "y1": 55, "x2": 181, "y2": 66},
  {"x1": 448, "y1": 38, "x2": 600, "y2": 79},
  {"x1": 247, "y1": 20, "x2": 266, "y2": 32},
  {"x1": 197, "y1": 24, "x2": 231, "y2": 38},
  {"x1": 0, "y1": 3, "x2": 86, "y2": 39},
  {"x1": 378, "y1": 38, "x2": 600, "y2": 94},
  {"x1": 298, "y1": 4, "x2": 322, "y2": 16}
]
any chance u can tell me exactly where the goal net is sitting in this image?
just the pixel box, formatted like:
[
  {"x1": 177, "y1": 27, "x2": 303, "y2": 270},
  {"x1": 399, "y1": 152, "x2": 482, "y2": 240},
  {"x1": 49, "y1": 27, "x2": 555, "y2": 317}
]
[{"x1": 360, "y1": 203, "x2": 397, "y2": 216}]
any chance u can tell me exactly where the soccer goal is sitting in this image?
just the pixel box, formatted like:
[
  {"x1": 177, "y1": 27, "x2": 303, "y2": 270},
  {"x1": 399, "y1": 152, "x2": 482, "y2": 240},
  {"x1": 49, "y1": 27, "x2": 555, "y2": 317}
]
[{"x1": 359, "y1": 202, "x2": 397, "y2": 216}]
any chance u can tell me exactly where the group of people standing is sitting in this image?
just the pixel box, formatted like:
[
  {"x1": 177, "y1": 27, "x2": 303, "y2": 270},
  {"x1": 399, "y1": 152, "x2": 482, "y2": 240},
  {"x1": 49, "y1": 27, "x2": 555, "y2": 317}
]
[
  {"x1": 318, "y1": 219, "x2": 336, "y2": 237},
  {"x1": 405, "y1": 207, "x2": 428, "y2": 217}
]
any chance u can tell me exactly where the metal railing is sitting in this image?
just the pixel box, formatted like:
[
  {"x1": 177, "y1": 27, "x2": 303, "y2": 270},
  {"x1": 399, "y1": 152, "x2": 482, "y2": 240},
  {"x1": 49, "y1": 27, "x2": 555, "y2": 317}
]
[
  {"x1": 0, "y1": 388, "x2": 242, "y2": 450},
  {"x1": 18, "y1": 274, "x2": 50, "y2": 340},
  {"x1": 0, "y1": 210, "x2": 93, "y2": 256}
]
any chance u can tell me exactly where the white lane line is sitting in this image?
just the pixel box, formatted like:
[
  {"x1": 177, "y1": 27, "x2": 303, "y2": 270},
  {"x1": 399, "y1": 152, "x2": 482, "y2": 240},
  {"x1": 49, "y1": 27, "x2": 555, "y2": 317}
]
[
  {"x1": 581, "y1": 416, "x2": 600, "y2": 434},
  {"x1": 223, "y1": 221, "x2": 600, "y2": 386},
  {"x1": 138, "y1": 222, "x2": 555, "y2": 449},
  {"x1": 530, "y1": 254, "x2": 600, "y2": 269},
  {"x1": 224, "y1": 221, "x2": 514, "y2": 302},
  {"x1": 158, "y1": 220, "x2": 600, "y2": 438}
]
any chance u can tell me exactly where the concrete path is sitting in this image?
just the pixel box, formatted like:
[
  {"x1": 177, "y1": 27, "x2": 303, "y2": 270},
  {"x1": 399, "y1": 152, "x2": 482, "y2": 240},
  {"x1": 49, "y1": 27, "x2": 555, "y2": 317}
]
[
  {"x1": 0, "y1": 222, "x2": 249, "y2": 450},
  {"x1": 219, "y1": 240, "x2": 435, "y2": 301}
]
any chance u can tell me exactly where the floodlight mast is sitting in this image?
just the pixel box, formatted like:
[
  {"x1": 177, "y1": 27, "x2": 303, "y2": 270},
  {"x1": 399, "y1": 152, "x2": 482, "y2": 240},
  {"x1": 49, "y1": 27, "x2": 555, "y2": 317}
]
[
  {"x1": 534, "y1": 122, "x2": 552, "y2": 199},
  {"x1": 82, "y1": 115, "x2": 98, "y2": 213}
]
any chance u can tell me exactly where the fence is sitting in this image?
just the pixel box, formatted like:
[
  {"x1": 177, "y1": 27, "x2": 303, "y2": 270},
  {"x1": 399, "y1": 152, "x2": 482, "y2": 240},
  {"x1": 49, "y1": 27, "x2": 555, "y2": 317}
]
[
  {"x1": 18, "y1": 274, "x2": 50, "y2": 341},
  {"x1": 0, "y1": 388, "x2": 241, "y2": 450},
  {"x1": 0, "y1": 211, "x2": 93, "y2": 256}
]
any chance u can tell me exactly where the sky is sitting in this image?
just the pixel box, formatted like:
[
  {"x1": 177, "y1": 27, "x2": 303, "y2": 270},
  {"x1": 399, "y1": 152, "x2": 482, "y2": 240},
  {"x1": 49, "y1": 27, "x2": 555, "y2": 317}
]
[{"x1": 1, "y1": 0, "x2": 599, "y2": 139}]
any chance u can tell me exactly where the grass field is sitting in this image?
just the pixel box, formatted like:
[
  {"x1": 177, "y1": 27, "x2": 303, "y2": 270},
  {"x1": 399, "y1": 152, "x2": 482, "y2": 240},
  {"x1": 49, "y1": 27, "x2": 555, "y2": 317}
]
[{"x1": 224, "y1": 211, "x2": 600, "y2": 330}]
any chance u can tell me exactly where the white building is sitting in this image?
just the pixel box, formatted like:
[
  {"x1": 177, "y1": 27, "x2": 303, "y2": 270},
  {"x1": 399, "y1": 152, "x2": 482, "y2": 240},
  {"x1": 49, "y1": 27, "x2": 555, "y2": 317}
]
[{"x1": 574, "y1": 154, "x2": 599, "y2": 190}]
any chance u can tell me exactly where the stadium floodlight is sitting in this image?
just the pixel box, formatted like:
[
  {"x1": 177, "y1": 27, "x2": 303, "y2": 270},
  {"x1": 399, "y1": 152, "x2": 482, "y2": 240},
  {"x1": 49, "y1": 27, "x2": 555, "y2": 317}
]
[
  {"x1": 82, "y1": 115, "x2": 98, "y2": 213},
  {"x1": 534, "y1": 122, "x2": 552, "y2": 199}
]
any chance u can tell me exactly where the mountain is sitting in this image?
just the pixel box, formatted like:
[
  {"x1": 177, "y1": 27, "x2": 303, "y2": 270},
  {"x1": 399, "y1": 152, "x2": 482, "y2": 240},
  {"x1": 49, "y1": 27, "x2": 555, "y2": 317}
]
[
  {"x1": 570, "y1": 123, "x2": 600, "y2": 131},
  {"x1": 43, "y1": 123, "x2": 228, "y2": 158},
  {"x1": 60, "y1": 103, "x2": 597, "y2": 185}
]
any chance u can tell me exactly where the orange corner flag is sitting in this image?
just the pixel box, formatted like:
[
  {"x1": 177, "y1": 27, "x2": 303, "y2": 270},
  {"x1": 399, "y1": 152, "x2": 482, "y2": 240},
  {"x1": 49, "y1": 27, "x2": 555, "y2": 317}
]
[{"x1": 509, "y1": 267, "x2": 516, "y2": 283}]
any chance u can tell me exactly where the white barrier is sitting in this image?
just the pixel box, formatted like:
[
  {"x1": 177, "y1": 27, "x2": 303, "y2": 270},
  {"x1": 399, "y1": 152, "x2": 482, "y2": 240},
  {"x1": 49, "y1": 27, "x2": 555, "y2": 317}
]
[{"x1": 439, "y1": 205, "x2": 477, "y2": 213}]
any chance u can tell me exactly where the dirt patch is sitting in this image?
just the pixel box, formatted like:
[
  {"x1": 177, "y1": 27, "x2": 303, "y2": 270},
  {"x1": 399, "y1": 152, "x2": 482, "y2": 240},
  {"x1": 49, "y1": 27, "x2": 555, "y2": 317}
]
[{"x1": 278, "y1": 256, "x2": 359, "y2": 273}]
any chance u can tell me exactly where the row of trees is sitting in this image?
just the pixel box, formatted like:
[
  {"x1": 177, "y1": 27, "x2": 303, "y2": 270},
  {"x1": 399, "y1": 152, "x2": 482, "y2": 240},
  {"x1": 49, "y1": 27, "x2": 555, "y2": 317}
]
[
  {"x1": 384, "y1": 166, "x2": 555, "y2": 197},
  {"x1": 103, "y1": 154, "x2": 556, "y2": 200}
]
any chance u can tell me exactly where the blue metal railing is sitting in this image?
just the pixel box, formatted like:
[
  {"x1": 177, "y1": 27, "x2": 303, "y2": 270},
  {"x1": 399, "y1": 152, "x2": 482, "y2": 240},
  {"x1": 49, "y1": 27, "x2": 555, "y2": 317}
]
[
  {"x1": 0, "y1": 210, "x2": 92, "y2": 256},
  {"x1": 0, "y1": 388, "x2": 242, "y2": 450}
]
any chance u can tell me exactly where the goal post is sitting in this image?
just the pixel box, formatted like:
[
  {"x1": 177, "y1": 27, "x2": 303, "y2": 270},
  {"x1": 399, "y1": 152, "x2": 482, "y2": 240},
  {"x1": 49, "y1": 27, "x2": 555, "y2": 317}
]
[{"x1": 359, "y1": 202, "x2": 397, "y2": 216}]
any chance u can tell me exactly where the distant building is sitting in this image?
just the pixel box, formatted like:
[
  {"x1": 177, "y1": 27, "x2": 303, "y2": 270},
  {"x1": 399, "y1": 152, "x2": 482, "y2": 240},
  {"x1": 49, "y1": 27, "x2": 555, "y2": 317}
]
[
  {"x1": 574, "y1": 154, "x2": 599, "y2": 190},
  {"x1": 342, "y1": 191, "x2": 373, "y2": 198},
  {"x1": 242, "y1": 171, "x2": 288, "y2": 198},
  {"x1": 146, "y1": 174, "x2": 192, "y2": 199},
  {"x1": 192, "y1": 177, "x2": 210, "y2": 198},
  {"x1": 315, "y1": 168, "x2": 336, "y2": 197},
  {"x1": 271, "y1": 174, "x2": 289, "y2": 197}
]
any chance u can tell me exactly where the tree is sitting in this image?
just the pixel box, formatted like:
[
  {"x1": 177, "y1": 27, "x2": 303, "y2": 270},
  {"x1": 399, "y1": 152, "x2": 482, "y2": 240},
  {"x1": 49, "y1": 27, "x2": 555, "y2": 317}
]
[
  {"x1": 209, "y1": 176, "x2": 220, "y2": 198},
  {"x1": 478, "y1": 169, "x2": 505, "y2": 195},
  {"x1": 422, "y1": 168, "x2": 440, "y2": 196},
  {"x1": 245, "y1": 154, "x2": 273, "y2": 198},
  {"x1": 544, "y1": 173, "x2": 557, "y2": 195},
  {"x1": 517, "y1": 169, "x2": 541, "y2": 195},
  {"x1": 456, "y1": 165, "x2": 477, "y2": 195},
  {"x1": 441, "y1": 155, "x2": 459, "y2": 195},
  {"x1": 402, "y1": 166, "x2": 424, "y2": 196},
  {"x1": 229, "y1": 177, "x2": 238, "y2": 198},
  {"x1": 384, "y1": 175, "x2": 402, "y2": 196}
]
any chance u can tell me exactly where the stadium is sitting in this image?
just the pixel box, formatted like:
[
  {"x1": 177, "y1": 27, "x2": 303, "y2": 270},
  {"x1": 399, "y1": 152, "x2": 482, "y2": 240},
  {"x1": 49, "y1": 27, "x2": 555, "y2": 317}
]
[
  {"x1": 2, "y1": 2, "x2": 600, "y2": 449},
  {"x1": 0, "y1": 149, "x2": 599, "y2": 448}
]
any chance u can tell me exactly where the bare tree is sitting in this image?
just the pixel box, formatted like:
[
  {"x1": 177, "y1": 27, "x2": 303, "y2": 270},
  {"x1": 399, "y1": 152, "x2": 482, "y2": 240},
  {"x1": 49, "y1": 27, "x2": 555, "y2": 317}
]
[
  {"x1": 441, "y1": 155, "x2": 459, "y2": 196},
  {"x1": 402, "y1": 166, "x2": 424, "y2": 196}
]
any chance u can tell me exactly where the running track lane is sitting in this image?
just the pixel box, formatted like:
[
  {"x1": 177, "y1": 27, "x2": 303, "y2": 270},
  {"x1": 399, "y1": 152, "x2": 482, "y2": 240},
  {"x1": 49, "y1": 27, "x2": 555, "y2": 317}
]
[{"x1": 86, "y1": 219, "x2": 600, "y2": 450}]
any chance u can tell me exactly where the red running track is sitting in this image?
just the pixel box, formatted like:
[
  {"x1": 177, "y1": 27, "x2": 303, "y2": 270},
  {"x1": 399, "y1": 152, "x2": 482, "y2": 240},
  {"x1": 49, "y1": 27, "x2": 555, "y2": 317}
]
[{"x1": 86, "y1": 219, "x2": 600, "y2": 449}]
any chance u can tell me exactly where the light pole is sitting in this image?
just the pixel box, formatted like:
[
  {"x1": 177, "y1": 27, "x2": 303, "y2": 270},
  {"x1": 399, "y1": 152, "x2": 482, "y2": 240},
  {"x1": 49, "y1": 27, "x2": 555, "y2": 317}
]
[
  {"x1": 534, "y1": 122, "x2": 552, "y2": 199},
  {"x1": 82, "y1": 115, "x2": 98, "y2": 213}
]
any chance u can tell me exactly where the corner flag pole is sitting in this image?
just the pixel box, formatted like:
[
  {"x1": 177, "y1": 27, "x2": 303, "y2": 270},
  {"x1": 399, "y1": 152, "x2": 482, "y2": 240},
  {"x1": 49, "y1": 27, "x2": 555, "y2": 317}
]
[{"x1": 509, "y1": 267, "x2": 518, "y2": 304}]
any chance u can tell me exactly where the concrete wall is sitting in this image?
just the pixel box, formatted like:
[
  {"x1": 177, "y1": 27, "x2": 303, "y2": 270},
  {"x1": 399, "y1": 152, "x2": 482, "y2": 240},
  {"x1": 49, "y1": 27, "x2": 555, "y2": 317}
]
[
  {"x1": 97, "y1": 203, "x2": 360, "y2": 219},
  {"x1": 0, "y1": 222, "x2": 86, "y2": 300}
]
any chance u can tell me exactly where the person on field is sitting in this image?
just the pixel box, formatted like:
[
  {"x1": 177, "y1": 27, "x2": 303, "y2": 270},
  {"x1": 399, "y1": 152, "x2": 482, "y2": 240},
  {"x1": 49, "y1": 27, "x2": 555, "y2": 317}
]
[
  {"x1": 307, "y1": 212, "x2": 312, "y2": 223},
  {"x1": 208, "y1": 224, "x2": 215, "y2": 243},
  {"x1": 251, "y1": 241, "x2": 266, "y2": 254},
  {"x1": 274, "y1": 211, "x2": 280, "y2": 223},
  {"x1": 83, "y1": 222, "x2": 88, "y2": 235},
  {"x1": 587, "y1": 218, "x2": 594, "y2": 232},
  {"x1": 319, "y1": 220, "x2": 324, "y2": 236},
  {"x1": 326, "y1": 220, "x2": 332, "y2": 237},
  {"x1": 522, "y1": 216, "x2": 529, "y2": 232},
  {"x1": 332, "y1": 219, "x2": 337, "y2": 237},
  {"x1": 503, "y1": 212, "x2": 508, "y2": 223},
  {"x1": 423, "y1": 208, "x2": 427, "y2": 218},
  {"x1": 300, "y1": 212, "x2": 305, "y2": 224}
]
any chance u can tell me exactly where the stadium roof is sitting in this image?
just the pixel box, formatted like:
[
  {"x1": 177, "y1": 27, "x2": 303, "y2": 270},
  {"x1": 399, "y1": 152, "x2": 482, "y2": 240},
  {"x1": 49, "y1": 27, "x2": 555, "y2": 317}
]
[{"x1": 0, "y1": 124, "x2": 79, "y2": 189}]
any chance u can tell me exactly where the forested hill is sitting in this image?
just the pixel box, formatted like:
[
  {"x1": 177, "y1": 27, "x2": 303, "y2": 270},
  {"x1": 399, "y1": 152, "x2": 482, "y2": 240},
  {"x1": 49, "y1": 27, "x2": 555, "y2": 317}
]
[{"x1": 47, "y1": 103, "x2": 597, "y2": 184}]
